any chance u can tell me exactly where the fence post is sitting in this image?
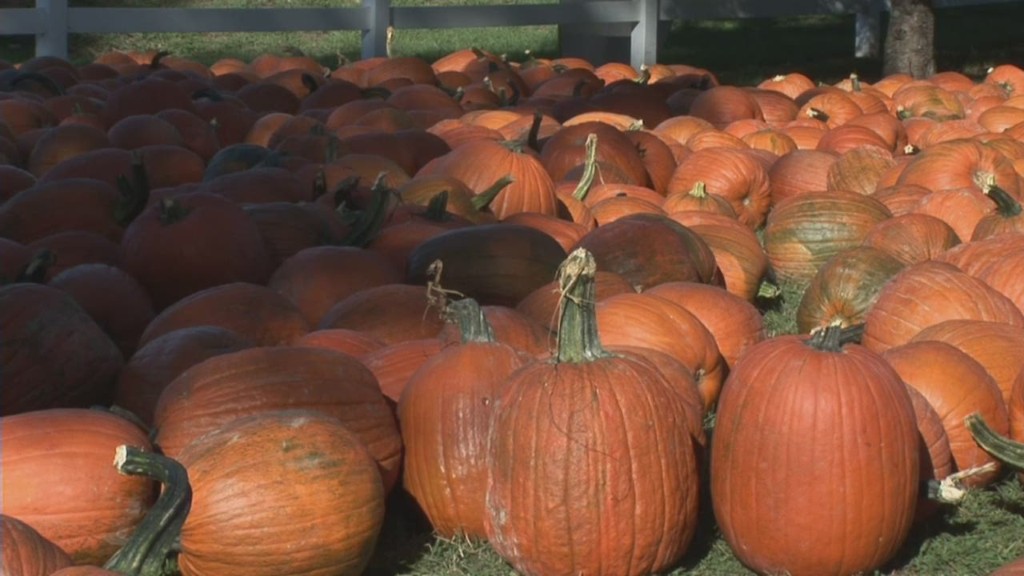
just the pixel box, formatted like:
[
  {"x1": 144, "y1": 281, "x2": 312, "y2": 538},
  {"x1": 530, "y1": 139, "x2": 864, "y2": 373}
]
[
  {"x1": 854, "y1": 0, "x2": 885, "y2": 58},
  {"x1": 630, "y1": 0, "x2": 658, "y2": 69},
  {"x1": 362, "y1": 0, "x2": 391, "y2": 60},
  {"x1": 35, "y1": 0, "x2": 69, "y2": 59}
]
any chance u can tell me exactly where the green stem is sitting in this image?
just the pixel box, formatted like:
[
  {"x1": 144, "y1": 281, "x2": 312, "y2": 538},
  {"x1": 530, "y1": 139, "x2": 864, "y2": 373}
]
[
  {"x1": 470, "y1": 175, "x2": 513, "y2": 212},
  {"x1": 104, "y1": 445, "x2": 191, "y2": 576},
  {"x1": 340, "y1": 173, "x2": 394, "y2": 248},
  {"x1": 805, "y1": 321, "x2": 863, "y2": 351},
  {"x1": 526, "y1": 110, "x2": 543, "y2": 152},
  {"x1": 984, "y1": 184, "x2": 1022, "y2": 217},
  {"x1": 157, "y1": 197, "x2": 191, "y2": 226},
  {"x1": 966, "y1": 412, "x2": 1024, "y2": 469},
  {"x1": 424, "y1": 190, "x2": 451, "y2": 221},
  {"x1": 447, "y1": 297, "x2": 496, "y2": 344},
  {"x1": 16, "y1": 249, "x2": 55, "y2": 284},
  {"x1": 571, "y1": 133, "x2": 599, "y2": 201},
  {"x1": 115, "y1": 152, "x2": 151, "y2": 227},
  {"x1": 555, "y1": 248, "x2": 613, "y2": 363}
]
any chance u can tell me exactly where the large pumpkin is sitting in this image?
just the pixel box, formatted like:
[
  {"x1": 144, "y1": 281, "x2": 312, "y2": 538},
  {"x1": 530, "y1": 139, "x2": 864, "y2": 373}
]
[
  {"x1": 484, "y1": 248, "x2": 701, "y2": 576},
  {"x1": 398, "y1": 298, "x2": 532, "y2": 538},
  {"x1": 1, "y1": 409, "x2": 155, "y2": 565},
  {"x1": 711, "y1": 325, "x2": 919, "y2": 576},
  {"x1": 153, "y1": 346, "x2": 403, "y2": 492},
  {"x1": 175, "y1": 410, "x2": 386, "y2": 576}
]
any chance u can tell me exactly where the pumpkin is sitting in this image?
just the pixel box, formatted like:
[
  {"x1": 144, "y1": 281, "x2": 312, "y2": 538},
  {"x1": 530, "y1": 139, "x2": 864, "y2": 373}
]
[
  {"x1": 405, "y1": 223, "x2": 568, "y2": 308},
  {"x1": 711, "y1": 325, "x2": 919, "y2": 576},
  {"x1": 910, "y1": 319, "x2": 1024, "y2": 408},
  {"x1": 398, "y1": 298, "x2": 532, "y2": 538},
  {"x1": 1, "y1": 409, "x2": 155, "y2": 565},
  {"x1": 137, "y1": 281, "x2": 309, "y2": 348},
  {"x1": 573, "y1": 212, "x2": 720, "y2": 292},
  {"x1": 118, "y1": 191, "x2": 272, "y2": 310},
  {"x1": 862, "y1": 261, "x2": 1024, "y2": 353},
  {"x1": 861, "y1": 212, "x2": 962, "y2": 265},
  {"x1": 1, "y1": 283, "x2": 124, "y2": 415},
  {"x1": 882, "y1": 340, "x2": 1008, "y2": 487},
  {"x1": 762, "y1": 191, "x2": 892, "y2": 285},
  {"x1": 668, "y1": 211, "x2": 769, "y2": 302},
  {"x1": 645, "y1": 281, "x2": 765, "y2": 371},
  {"x1": 153, "y1": 346, "x2": 403, "y2": 492},
  {"x1": 796, "y1": 245, "x2": 906, "y2": 333},
  {"x1": 48, "y1": 262, "x2": 155, "y2": 358},
  {"x1": 114, "y1": 325, "x2": 254, "y2": 428},
  {"x1": 666, "y1": 147, "x2": 771, "y2": 229},
  {"x1": 268, "y1": 245, "x2": 404, "y2": 327},
  {"x1": 484, "y1": 248, "x2": 701, "y2": 576},
  {"x1": 1, "y1": 514, "x2": 74, "y2": 576},
  {"x1": 175, "y1": 410, "x2": 385, "y2": 576}
]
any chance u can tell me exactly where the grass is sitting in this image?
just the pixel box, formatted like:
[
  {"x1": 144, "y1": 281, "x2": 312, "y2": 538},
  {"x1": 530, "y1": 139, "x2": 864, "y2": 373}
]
[
  {"x1": 5, "y1": 1, "x2": 1024, "y2": 574},
  {"x1": 3, "y1": 1, "x2": 1024, "y2": 85}
]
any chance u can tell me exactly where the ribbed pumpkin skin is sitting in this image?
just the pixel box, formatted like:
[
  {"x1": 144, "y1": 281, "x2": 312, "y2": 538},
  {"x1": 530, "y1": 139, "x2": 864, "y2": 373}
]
[
  {"x1": 1, "y1": 514, "x2": 73, "y2": 576},
  {"x1": 862, "y1": 261, "x2": 1024, "y2": 353},
  {"x1": 153, "y1": 346, "x2": 403, "y2": 492},
  {"x1": 176, "y1": 411, "x2": 386, "y2": 576},
  {"x1": 796, "y1": 246, "x2": 906, "y2": 333},
  {"x1": 762, "y1": 191, "x2": 892, "y2": 285},
  {"x1": 882, "y1": 340, "x2": 1008, "y2": 488},
  {"x1": 398, "y1": 339, "x2": 531, "y2": 538},
  {"x1": 1, "y1": 409, "x2": 154, "y2": 565},
  {"x1": 711, "y1": 334, "x2": 919, "y2": 576},
  {"x1": 485, "y1": 355, "x2": 700, "y2": 576}
]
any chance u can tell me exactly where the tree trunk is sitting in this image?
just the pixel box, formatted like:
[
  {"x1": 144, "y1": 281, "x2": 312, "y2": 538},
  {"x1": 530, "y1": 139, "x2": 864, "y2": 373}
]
[{"x1": 884, "y1": 0, "x2": 936, "y2": 78}]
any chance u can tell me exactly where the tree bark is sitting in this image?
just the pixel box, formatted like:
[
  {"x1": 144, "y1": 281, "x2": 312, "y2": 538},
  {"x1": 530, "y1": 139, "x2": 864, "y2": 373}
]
[{"x1": 884, "y1": 0, "x2": 936, "y2": 78}]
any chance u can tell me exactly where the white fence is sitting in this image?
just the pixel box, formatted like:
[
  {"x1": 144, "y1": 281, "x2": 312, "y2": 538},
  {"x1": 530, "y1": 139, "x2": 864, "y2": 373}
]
[{"x1": 0, "y1": 0, "x2": 1019, "y2": 69}]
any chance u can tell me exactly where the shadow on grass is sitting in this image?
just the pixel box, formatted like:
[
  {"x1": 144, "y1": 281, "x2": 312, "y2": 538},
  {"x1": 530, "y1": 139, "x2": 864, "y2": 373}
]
[{"x1": 364, "y1": 489, "x2": 438, "y2": 576}]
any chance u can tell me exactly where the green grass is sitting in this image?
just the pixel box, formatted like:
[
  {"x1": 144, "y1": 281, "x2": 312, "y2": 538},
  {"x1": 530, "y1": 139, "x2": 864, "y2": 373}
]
[{"x1": 4, "y1": 1, "x2": 1024, "y2": 86}]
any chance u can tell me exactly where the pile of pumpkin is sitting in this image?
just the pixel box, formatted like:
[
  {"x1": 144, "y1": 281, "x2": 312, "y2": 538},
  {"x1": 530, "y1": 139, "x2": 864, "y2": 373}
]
[{"x1": 4, "y1": 46, "x2": 1024, "y2": 576}]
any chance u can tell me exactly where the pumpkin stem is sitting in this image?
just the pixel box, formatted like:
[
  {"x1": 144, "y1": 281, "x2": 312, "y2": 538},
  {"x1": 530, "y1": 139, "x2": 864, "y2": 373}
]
[
  {"x1": 424, "y1": 259, "x2": 466, "y2": 315},
  {"x1": 157, "y1": 197, "x2": 191, "y2": 226},
  {"x1": 688, "y1": 181, "x2": 708, "y2": 198},
  {"x1": 424, "y1": 190, "x2": 451, "y2": 221},
  {"x1": 471, "y1": 175, "x2": 513, "y2": 212},
  {"x1": 976, "y1": 172, "x2": 1022, "y2": 217},
  {"x1": 526, "y1": 110, "x2": 543, "y2": 152},
  {"x1": 339, "y1": 173, "x2": 394, "y2": 247},
  {"x1": 571, "y1": 133, "x2": 599, "y2": 201},
  {"x1": 554, "y1": 248, "x2": 613, "y2": 363},
  {"x1": 447, "y1": 297, "x2": 497, "y2": 344},
  {"x1": 805, "y1": 321, "x2": 862, "y2": 351},
  {"x1": 966, "y1": 412, "x2": 1024, "y2": 469},
  {"x1": 115, "y1": 152, "x2": 151, "y2": 227},
  {"x1": 849, "y1": 73, "x2": 862, "y2": 92},
  {"x1": 805, "y1": 107, "x2": 830, "y2": 123},
  {"x1": 926, "y1": 462, "x2": 999, "y2": 505},
  {"x1": 104, "y1": 445, "x2": 191, "y2": 576},
  {"x1": 15, "y1": 249, "x2": 56, "y2": 284}
]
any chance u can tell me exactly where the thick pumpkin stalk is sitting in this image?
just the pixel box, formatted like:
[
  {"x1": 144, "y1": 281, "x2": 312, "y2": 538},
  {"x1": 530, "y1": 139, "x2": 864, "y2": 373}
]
[
  {"x1": 555, "y1": 248, "x2": 613, "y2": 363},
  {"x1": 104, "y1": 445, "x2": 192, "y2": 576},
  {"x1": 976, "y1": 172, "x2": 1022, "y2": 217},
  {"x1": 115, "y1": 152, "x2": 151, "y2": 227},
  {"x1": 447, "y1": 297, "x2": 496, "y2": 344},
  {"x1": 966, "y1": 412, "x2": 1024, "y2": 469},
  {"x1": 571, "y1": 133, "x2": 599, "y2": 201}
]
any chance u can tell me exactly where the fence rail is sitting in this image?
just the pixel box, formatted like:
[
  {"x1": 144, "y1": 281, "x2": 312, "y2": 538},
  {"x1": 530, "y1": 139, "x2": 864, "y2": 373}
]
[{"x1": 0, "y1": 0, "x2": 1019, "y2": 69}]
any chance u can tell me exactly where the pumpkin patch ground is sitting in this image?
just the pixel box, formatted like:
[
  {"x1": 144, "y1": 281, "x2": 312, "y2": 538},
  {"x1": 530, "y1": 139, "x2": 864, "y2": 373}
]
[{"x1": 7, "y1": 8, "x2": 1024, "y2": 575}]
